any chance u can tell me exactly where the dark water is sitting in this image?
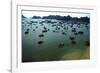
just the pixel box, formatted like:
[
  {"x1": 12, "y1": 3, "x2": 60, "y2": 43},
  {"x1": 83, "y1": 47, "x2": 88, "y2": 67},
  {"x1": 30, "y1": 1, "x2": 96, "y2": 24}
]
[{"x1": 22, "y1": 19, "x2": 90, "y2": 62}]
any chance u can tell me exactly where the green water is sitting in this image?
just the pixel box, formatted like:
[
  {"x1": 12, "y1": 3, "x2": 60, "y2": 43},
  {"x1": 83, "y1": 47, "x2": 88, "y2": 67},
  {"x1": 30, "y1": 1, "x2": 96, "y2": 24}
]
[{"x1": 22, "y1": 19, "x2": 90, "y2": 62}]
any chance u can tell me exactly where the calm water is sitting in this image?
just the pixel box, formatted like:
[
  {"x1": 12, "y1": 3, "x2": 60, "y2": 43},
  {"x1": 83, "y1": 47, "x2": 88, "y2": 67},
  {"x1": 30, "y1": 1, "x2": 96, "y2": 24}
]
[{"x1": 22, "y1": 19, "x2": 90, "y2": 62}]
